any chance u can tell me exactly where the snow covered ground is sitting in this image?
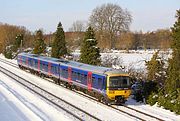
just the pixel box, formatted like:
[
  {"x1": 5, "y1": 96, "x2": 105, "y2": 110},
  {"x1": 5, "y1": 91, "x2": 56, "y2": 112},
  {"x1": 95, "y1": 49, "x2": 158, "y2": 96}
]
[
  {"x1": 0, "y1": 51, "x2": 179, "y2": 121},
  {"x1": 72, "y1": 49, "x2": 171, "y2": 72},
  {"x1": 0, "y1": 71, "x2": 72, "y2": 121}
]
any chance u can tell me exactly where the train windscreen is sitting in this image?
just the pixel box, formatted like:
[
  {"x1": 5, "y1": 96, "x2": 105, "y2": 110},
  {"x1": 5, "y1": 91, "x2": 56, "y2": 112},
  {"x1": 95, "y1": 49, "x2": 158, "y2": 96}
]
[{"x1": 109, "y1": 76, "x2": 131, "y2": 90}]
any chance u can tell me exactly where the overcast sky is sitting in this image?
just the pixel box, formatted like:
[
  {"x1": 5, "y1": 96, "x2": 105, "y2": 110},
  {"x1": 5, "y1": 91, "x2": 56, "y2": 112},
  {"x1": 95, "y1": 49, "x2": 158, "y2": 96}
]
[{"x1": 0, "y1": 0, "x2": 179, "y2": 33}]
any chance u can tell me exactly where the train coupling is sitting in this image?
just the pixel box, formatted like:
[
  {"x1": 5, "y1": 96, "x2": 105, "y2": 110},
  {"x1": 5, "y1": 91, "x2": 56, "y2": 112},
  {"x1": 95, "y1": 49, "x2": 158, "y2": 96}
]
[{"x1": 115, "y1": 96, "x2": 126, "y2": 104}]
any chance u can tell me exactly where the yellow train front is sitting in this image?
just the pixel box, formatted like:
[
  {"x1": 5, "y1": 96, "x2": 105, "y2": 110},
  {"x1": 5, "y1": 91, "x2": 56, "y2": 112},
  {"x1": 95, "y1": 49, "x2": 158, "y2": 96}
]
[{"x1": 104, "y1": 71, "x2": 131, "y2": 104}]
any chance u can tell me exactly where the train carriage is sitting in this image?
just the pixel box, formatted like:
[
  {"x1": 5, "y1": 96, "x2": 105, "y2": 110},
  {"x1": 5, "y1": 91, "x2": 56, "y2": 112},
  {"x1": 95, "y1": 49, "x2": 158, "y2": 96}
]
[{"x1": 17, "y1": 53, "x2": 131, "y2": 104}]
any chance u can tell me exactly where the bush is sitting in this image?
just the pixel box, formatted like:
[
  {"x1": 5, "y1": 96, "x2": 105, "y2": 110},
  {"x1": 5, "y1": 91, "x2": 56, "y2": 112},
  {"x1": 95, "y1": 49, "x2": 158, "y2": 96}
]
[
  {"x1": 143, "y1": 81, "x2": 158, "y2": 99},
  {"x1": 147, "y1": 92, "x2": 158, "y2": 105},
  {"x1": 148, "y1": 89, "x2": 180, "y2": 114},
  {"x1": 146, "y1": 89, "x2": 180, "y2": 114},
  {"x1": 4, "y1": 49, "x2": 13, "y2": 59},
  {"x1": 174, "y1": 101, "x2": 180, "y2": 114}
]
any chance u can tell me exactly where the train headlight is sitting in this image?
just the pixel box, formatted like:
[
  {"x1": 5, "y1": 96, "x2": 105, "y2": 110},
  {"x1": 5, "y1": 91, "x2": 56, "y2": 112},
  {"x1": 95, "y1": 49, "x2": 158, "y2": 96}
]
[{"x1": 109, "y1": 91, "x2": 115, "y2": 94}]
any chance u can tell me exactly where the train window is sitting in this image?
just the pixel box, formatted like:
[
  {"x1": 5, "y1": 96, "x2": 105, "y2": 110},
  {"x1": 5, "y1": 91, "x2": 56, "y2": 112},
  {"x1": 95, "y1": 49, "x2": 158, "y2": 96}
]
[
  {"x1": 52, "y1": 66, "x2": 54, "y2": 73},
  {"x1": 54, "y1": 66, "x2": 56, "y2": 74},
  {"x1": 60, "y1": 68, "x2": 62, "y2": 74},
  {"x1": 35, "y1": 61, "x2": 38, "y2": 68},
  {"x1": 55, "y1": 67, "x2": 57, "y2": 74},
  {"x1": 80, "y1": 74, "x2": 84, "y2": 81},
  {"x1": 61, "y1": 69, "x2": 64, "y2": 77},
  {"x1": 84, "y1": 75, "x2": 87, "y2": 82},
  {"x1": 55, "y1": 66, "x2": 57, "y2": 74},
  {"x1": 42, "y1": 64, "x2": 45, "y2": 70},
  {"x1": 92, "y1": 77, "x2": 95, "y2": 82},
  {"x1": 92, "y1": 77, "x2": 95, "y2": 87},
  {"x1": 53, "y1": 66, "x2": 56, "y2": 73},
  {"x1": 61, "y1": 68, "x2": 64, "y2": 76},
  {"x1": 56, "y1": 67, "x2": 59, "y2": 74},
  {"x1": 62, "y1": 69, "x2": 68, "y2": 78},
  {"x1": 65, "y1": 69, "x2": 68, "y2": 78},
  {"x1": 30, "y1": 60, "x2": 33, "y2": 66},
  {"x1": 43, "y1": 64, "x2": 47, "y2": 71},
  {"x1": 51, "y1": 66, "x2": 54, "y2": 73},
  {"x1": 72, "y1": 71, "x2": 75, "y2": 80},
  {"x1": 74, "y1": 72, "x2": 77, "y2": 80},
  {"x1": 28, "y1": 59, "x2": 31, "y2": 66},
  {"x1": 28, "y1": 59, "x2": 30, "y2": 66},
  {"x1": 98, "y1": 78, "x2": 102, "y2": 89},
  {"x1": 22, "y1": 57, "x2": 25, "y2": 64},
  {"x1": 32, "y1": 60, "x2": 35, "y2": 67},
  {"x1": 45, "y1": 65, "x2": 48, "y2": 72},
  {"x1": 77, "y1": 73, "x2": 80, "y2": 80}
]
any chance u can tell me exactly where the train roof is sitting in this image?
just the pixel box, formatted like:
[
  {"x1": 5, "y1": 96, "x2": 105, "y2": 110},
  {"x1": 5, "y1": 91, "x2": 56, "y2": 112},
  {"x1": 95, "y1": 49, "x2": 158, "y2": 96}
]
[
  {"x1": 18, "y1": 53, "x2": 127, "y2": 75},
  {"x1": 66, "y1": 61, "x2": 128, "y2": 75},
  {"x1": 18, "y1": 52, "x2": 66, "y2": 63}
]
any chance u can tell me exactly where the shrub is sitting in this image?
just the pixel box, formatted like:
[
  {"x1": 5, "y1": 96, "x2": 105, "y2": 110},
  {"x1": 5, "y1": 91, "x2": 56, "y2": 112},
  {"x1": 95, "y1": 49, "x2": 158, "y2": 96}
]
[{"x1": 147, "y1": 92, "x2": 158, "y2": 105}]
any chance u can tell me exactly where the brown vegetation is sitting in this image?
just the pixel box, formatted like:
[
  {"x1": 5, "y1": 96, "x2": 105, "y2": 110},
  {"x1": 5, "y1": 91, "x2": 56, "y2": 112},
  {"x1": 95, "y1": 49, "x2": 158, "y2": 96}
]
[
  {"x1": 0, "y1": 22, "x2": 172, "y2": 53},
  {"x1": 0, "y1": 23, "x2": 33, "y2": 53}
]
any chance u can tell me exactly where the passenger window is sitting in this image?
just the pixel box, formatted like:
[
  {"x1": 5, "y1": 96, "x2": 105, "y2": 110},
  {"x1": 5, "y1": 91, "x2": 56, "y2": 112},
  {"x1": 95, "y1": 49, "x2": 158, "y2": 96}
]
[
  {"x1": 92, "y1": 77, "x2": 95, "y2": 83},
  {"x1": 77, "y1": 73, "x2": 80, "y2": 80},
  {"x1": 84, "y1": 75, "x2": 87, "y2": 82},
  {"x1": 80, "y1": 74, "x2": 84, "y2": 81},
  {"x1": 98, "y1": 78, "x2": 102, "y2": 86},
  {"x1": 56, "y1": 67, "x2": 59, "y2": 74},
  {"x1": 75, "y1": 72, "x2": 77, "y2": 80},
  {"x1": 65, "y1": 69, "x2": 68, "y2": 78},
  {"x1": 51, "y1": 66, "x2": 54, "y2": 73}
]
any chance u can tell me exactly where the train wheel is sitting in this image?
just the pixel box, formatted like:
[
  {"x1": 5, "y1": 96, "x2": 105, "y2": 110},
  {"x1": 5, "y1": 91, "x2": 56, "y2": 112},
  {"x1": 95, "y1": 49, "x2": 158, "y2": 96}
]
[{"x1": 101, "y1": 97, "x2": 109, "y2": 105}]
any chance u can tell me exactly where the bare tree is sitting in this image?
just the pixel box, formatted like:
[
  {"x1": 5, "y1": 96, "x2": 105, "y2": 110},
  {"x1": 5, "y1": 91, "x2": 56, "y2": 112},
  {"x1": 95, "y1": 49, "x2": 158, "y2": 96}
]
[
  {"x1": 89, "y1": 3, "x2": 132, "y2": 49},
  {"x1": 68, "y1": 20, "x2": 86, "y2": 32}
]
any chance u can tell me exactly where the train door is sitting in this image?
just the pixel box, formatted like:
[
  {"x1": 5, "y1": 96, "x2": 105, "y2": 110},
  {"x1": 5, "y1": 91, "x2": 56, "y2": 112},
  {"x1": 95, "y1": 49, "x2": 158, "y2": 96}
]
[
  {"x1": 87, "y1": 72, "x2": 92, "y2": 91},
  {"x1": 68, "y1": 67, "x2": 72, "y2": 84},
  {"x1": 38, "y1": 60, "x2": 40, "y2": 71},
  {"x1": 26, "y1": 57, "x2": 28, "y2": 67},
  {"x1": 19, "y1": 55, "x2": 22, "y2": 65},
  {"x1": 48, "y1": 62, "x2": 51, "y2": 75}
]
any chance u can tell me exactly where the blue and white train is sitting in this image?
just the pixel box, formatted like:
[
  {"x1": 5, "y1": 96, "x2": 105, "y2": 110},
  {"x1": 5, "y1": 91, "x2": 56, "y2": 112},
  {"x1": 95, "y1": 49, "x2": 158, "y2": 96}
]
[{"x1": 17, "y1": 53, "x2": 131, "y2": 104}]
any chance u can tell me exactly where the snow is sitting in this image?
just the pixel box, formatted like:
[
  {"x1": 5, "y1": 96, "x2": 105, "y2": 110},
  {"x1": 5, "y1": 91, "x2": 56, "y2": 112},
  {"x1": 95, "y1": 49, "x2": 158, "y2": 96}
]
[
  {"x1": 0, "y1": 73, "x2": 72, "y2": 121},
  {"x1": 73, "y1": 49, "x2": 171, "y2": 71},
  {"x1": 126, "y1": 97, "x2": 180, "y2": 121},
  {"x1": 0, "y1": 84, "x2": 38, "y2": 121},
  {"x1": 0, "y1": 50, "x2": 179, "y2": 121}
]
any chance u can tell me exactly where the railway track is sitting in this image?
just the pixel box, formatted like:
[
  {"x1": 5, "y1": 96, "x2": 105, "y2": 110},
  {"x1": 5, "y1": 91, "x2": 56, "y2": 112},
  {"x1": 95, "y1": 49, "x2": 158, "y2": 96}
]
[
  {"x1": 0, "y1": 58, "x2": 165, "y2": 121},
  {"x1": 0, "y1": 62, "x2": 101, "y2": 121}
]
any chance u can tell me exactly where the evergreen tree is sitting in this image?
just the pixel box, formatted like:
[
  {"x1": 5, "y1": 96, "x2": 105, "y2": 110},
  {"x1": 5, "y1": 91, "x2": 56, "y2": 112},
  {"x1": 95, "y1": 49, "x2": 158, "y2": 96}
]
[
  {"x1": 4, "y1": 46, "x2": 13, "y2": 59},
  {"x1": 13, "y1": 34, "x2": 23, "y2": 52},
  {"x1": 80, "y1": 26, "x2": 101, "y2": 65},
  {"x1": 147, "y1": 10, "x2": 180, "y2": 115},
  {"x1": 51, "y1": 22, "x2": 67, "y2": 58},
  {"x1": 146, "y1": 51, "x2": 165, "y2": 83},
  {"x1": 33, "y1": 29, "x2": 46, "y2": 55},
  {"x1": 144, "y1": 51, "x2": 165, "y2": 99},
  {"x1": 165, "y1": 10, "x2": 180, "y2": 92}
]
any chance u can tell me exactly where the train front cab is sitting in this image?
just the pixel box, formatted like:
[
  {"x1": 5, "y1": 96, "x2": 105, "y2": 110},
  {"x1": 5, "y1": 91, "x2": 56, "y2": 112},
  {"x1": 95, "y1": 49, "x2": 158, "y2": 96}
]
[{"x1": 106, "y1": 73, "x2": 131, "y2": 104}]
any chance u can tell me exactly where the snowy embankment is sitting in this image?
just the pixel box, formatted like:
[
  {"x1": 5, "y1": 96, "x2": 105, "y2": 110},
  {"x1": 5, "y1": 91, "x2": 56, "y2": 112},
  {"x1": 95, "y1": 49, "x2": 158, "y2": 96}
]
[{"x1": 0, "y1": 68, "x2": 72, "y2": 121}]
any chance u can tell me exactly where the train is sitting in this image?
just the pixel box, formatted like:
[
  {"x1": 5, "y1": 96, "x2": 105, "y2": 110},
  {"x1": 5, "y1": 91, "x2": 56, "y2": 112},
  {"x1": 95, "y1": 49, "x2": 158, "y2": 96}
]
[{"x1": 17, "y1": 53, "x2": 131, "y2": 104}]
